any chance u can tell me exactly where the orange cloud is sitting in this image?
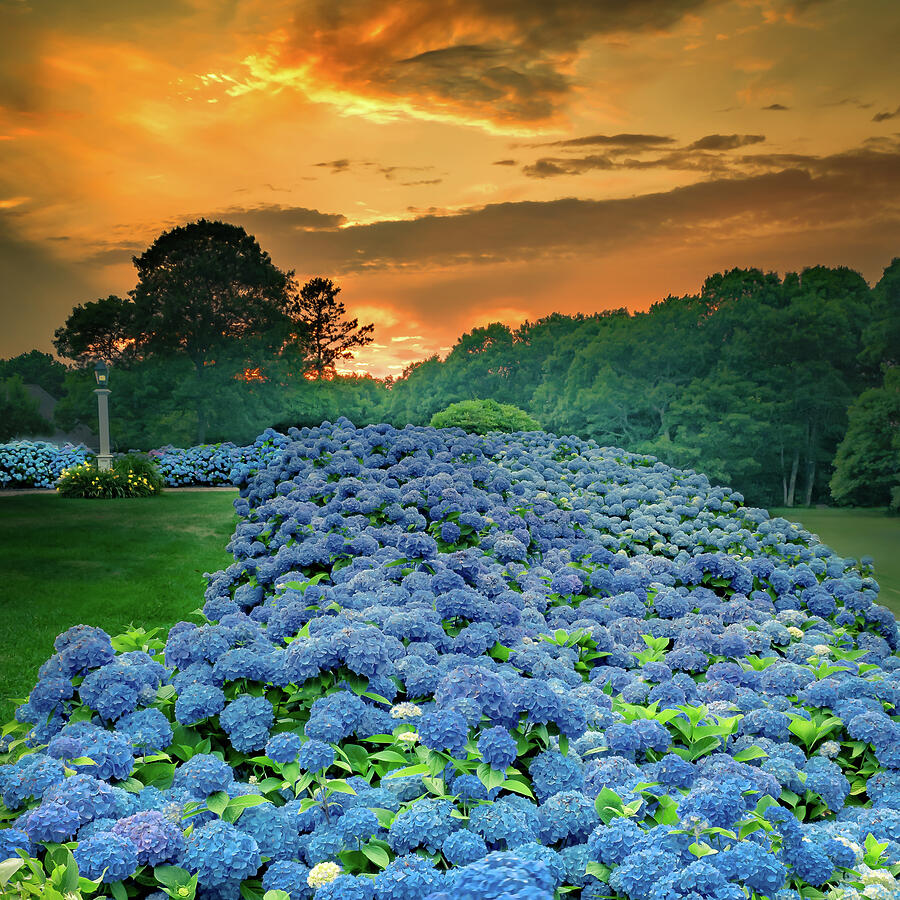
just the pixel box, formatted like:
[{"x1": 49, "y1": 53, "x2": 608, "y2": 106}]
[{"x1": 214, "y1": 0, "x2": 720, "y2": 131}]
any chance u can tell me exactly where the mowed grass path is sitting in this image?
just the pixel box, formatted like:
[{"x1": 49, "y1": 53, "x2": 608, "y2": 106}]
[
  {"x1": 0, "y1": 492, "x2": 237, "y2": 722},
  {"x1": 769, "y1": 507, "x2": 900, "y2": 616}
]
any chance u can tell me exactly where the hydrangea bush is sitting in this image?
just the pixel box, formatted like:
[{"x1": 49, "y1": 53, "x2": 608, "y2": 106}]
[
  {"x1": 0, "y1": 429, "x2": 289, "y2": 490},
  {"x1": 148, "y1": 430, "x2": 291, "y2": 487},
  {"x1": 0, "y1": 440, "x2": 91, "y2": 489},
  {"x1": 1, "y1": 419, "x2": 898, "y2": 900}
]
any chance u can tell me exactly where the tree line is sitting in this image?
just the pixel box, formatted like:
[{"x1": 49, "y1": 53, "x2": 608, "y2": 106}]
[{"x1": 2, "y1": 219, "x2": 897, "y2": 510}]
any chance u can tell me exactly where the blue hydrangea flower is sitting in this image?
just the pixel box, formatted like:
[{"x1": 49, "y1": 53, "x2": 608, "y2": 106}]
[
  {"x1": 297, "y1": 739, "x2": 335, "y2": 773},
  {"x1": 74, "y1": 831, "x2": 139, "y2": 883},
  {"x1": 182, "y1": 819, "x2": 262, "y2": 887},
  {"x1": 111, "y1": 810, "x2": 185, "y2": 866},
  {"x1": 219, "y1": 694, "x2": 274, "y2": 753},
  {"x1": 477, "y1": 726, "x2": 517, "y2": 770}
]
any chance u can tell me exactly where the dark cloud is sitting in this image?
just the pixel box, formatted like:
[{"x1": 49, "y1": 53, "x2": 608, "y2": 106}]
[
  {"x1": 762, "y1": 103, "x2": 790, "y2": 111},
  {"x1": 215, "y1": 204, "x2": 347, "y2": 234},
  {"x1": 277, "y1": 0, "x2": 721, "y2": 123},
  {"x1": 873, "y1": 104, "x2": 900, "y2": 122},
  {"x1": 687, "y1": 133, "x2": 766, "y2": 150},
  {"x1": 522, "y1": 134, "x2": 766, "y2": 178},
  {"x1": 315, "y1": 159, "x2": 353, "y2": 173},
  {"x1": 227, "y1": 138, "x2": 900, "y2": 275},
  {"x1": 312, "y1": 159, "x2": 437, "y2": 181},
  {"x1": 400, "y1": 178, "x2": 443, "y2": 186},
  {"x1": 523, "y1": 155, "x2": 614, "y2": 178},
  {"x1": 493, "y1": 159, "x2": 518, "y2": 166},
  {"x1": 822, "y1": 97, "x2": 873, "y2": 109},
  {"x1": 525, "y1": 133, "x2": 676, "y2": 149}
]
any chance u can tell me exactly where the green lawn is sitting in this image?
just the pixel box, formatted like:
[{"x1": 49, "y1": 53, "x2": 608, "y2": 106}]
[
  {"x1": 0, "y1": 492, "x2": 237, "y2": 722},
  {"x1": 769, "y1": 507, "x2": 900, "y2": 615}
]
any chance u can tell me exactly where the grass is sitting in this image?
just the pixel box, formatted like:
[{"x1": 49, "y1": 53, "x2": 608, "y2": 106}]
[
  {"x1": 769, "y1": 507, "x2": 900, "y2": 615},
  {"x1": 0, "y1": 491, "x2": 237, "y2": 722}
]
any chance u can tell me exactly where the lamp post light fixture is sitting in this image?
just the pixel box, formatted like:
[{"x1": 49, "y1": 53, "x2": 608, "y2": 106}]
[{"x1": 93, "y1": 360, "x2": 112, "y2": 472}]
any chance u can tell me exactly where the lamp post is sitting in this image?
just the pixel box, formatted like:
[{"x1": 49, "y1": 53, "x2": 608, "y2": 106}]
[{"x1": 93, "y1": 360, "x2": 112, "y2": 472}]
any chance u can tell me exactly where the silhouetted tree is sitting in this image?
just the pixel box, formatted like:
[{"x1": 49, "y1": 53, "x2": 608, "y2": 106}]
[{"x1": 285, "y1": 277, "x2": 374, "y2": 379}]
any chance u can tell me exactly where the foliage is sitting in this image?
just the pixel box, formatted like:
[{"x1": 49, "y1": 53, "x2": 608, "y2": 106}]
[
  {"x1": 430, "y1": 398, "x2": 541, "y2": 434},
  {"x1": 830, "y1": 367, "x2": 900, "y2": 511},
  {"x1": 273, "y1": 374, "x2": 389, "y2": 431},
  {"x1": 52, "y1": 295, "x2": 137, "y2": 365},
  {"x1": 383, "y1": 264, "x2": 897, "y2": 507},
  {"x1": 2, "y1": 421, "x2": 899, "y2": 900},
  {"x1": 284, "y1": 277, "x2": 375, "y2": 379},
  {"x1": 114, "y1": 453, "x2": 166, "y2": 492},
  {"x1": 52, "y1": 221, "x2": 308, "y2": 443},
  {"x1": 56, "y1": 457, "x2": 164, "y2": 499},
  {"x1": 0, "y1": 375, "x2": 49, "y2": 441},
  {"x1": 0, "y1": 351, "x2": 68, "y2": 397}
]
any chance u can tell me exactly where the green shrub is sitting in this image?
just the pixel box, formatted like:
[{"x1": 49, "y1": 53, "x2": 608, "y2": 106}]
[
  {"x1": 57, "y1": 454, "x2": 164, "y2": 498},
  {"x1": 430, "y1": 398, "x2": 541, "y2": 434},
  {"x1": 115, "y1": 452, "x2": 166, "y2": 491}
]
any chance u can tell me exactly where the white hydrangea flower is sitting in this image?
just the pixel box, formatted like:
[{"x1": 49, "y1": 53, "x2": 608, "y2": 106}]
[
  {"x1": 390, "y1": 702, "x2": 422, "y2": 719},
  {"x1": 860, "y1": 866, "x2": 899, "y2": 890},
  {"x1": 307, "y1": 861, "x2": 342, "y2": 888}
]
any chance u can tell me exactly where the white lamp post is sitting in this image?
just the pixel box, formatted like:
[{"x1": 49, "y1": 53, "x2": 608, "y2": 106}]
[{"x1": 93, "y1": 360, "x2": 112, "y2": 471}]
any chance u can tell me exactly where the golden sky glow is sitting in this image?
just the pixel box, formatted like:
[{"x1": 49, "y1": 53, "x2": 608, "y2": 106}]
[{"x1": 1, "y1": 0, "x2": 899, "y2": 375}]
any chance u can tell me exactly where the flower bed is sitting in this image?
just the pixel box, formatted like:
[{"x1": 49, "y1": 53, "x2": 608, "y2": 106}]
[
  {"x1": 0, "y1": 440, "x2": 91, "y2": 489},
  {"x1": 0, "y1": 428, "x2": 290, "y2": 490},
  {"x1": 2, "y1": 419, "x2": 899, "y2": 900}
]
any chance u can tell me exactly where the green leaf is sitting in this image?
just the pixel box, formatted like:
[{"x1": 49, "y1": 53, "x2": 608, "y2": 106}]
[
  {"x1": 154, "y1": 865, "x2": 195, "y2": 889},
  {"x1": 0, "y1": 858, "x2": 24, "y2": 888},
  {"x1": 362, "y1": 843, "x2": 391, "y2": 869},
  {"x1": 489, "y1": 642, "x2": 511, "y2": 661},
  {"x1": 653, "y1": 795, "x2": 680, "y2": 826},
  {"x1": 503, "y1": 778, "x2": 535, "y2": 799},
  {"x1": 585, "y1": 862, "x2": 612, "y2": 881},
  {"x1": 688, "y1": 842, "x2": 718, "y2": 858},
  {"x1": 341, "y1": 743, "x2": 372, "y2": 774},
  {"x1": 371, "y1": 807, "x2": 396, "y2": 829},
  {"x1": 594, "y1": 787, "x2": 625, "y2": 824},
  {"x1": 476, "y1": 762, "x2": 507, "y2": 792},
  {"x1": 372, "y1": 749, "x2": 409, "y2": 765},
  {"x1": 384, "y1": 763, "x2": 430, "y2": 779},
  {"x1": 263, "y1": 892, "x2": 291, "y2": 900},
  {"x1": 688, "y1": 735, "x2": 722, "y2": 760},
  {"x1": 732, "y1": 746, "x2": 768, "y2": 763},
  {"x1": 206, "y1": 791, "x2": 229, "y2": 816},
  {"x1": 239, "y1": 883, "x2": 264, "y2": 900},
  {"x1": 58, "y1": 849, "x2": 80, "y2": 893},
  {"x1": 324, "y1": 779, "x2": 358, "y2": 796},
  {"x1": 111, "y1": 881, "x2": 129, "y2": 900}
]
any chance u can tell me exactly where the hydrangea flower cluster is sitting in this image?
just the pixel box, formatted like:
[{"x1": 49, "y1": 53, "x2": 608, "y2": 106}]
[
  {"x1": 1, "y1": 419, "x2": 898, "y2": 900},
  {"x1": 0, "y1": 440, "x2": 90, "y2": 489}
]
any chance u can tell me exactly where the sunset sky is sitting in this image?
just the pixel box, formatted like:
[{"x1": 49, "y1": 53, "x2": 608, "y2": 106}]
[{"x1": 2, "y1": 0, "x2": 899, "y2": 376}]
